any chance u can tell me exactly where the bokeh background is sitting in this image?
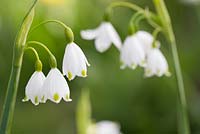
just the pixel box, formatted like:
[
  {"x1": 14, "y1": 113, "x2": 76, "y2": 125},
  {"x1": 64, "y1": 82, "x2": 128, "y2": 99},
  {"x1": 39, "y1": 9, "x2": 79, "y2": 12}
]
[{"x1": 0, "y1": 0, "x2": 200, "y2": 133}]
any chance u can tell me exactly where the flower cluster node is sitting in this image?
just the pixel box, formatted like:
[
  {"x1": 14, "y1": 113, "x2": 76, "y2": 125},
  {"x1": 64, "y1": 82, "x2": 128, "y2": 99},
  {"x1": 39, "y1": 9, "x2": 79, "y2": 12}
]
[
  {"x1": 81, "y1": 3, "x2": 170, "y2": 78},
  {"x1": 23, "y1": 23, "x2": 89, "y2": 105}
]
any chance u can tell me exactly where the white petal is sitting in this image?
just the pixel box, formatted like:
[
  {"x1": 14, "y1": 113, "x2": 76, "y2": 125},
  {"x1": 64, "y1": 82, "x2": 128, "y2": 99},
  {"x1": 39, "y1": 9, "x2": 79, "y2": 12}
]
[
  {"x1": 136, "y1": 31, "x2": 154, "y2": 54},
  {"x1": 104, "y1": 22, "x2": 122, "y2": 50},
  {"x1": 42, "y1": 68, "x2": 71, "y2": 103},
  {"x1": 63, "y1": 43, "x2": 79, "y2": 80},
  {"x1": 95, "y1": 35, "x2": 112, "y2": 53},
  {"x1": 95, "y1": 121, "x2": 121, "y2": 134},
  {"x1": 23, "y1": 71, "x2": 46, "y2": 105},
  {"x1": 80, "y1": 29, "x2": 99, "y2": 40},
  {"x1": 120, "y1": 35, "x2": 146, "y2": 69},
  {"x1": 145, "y1": 48, "x2": 169, "y2": 77},
  {"x1": 62, "y1": 42, "x2": 90, "y2": 80},
  {"x1": 72, "y1": 43, "x2": 89, "y2": 77},
  {"x1": 80, "y1": 23, "x2": 102, "y2": 40}
]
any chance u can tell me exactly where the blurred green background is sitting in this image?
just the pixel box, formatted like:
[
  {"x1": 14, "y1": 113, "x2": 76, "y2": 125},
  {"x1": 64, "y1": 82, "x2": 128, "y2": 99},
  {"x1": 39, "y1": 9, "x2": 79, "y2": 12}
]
[{"x1": 0, "y1": 0, "x2": 200, "y2": 133}]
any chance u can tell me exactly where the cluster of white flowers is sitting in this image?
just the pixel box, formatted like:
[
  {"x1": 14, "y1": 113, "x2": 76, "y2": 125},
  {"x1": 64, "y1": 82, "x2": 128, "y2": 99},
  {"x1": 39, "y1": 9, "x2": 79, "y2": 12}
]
[
  {"x1": 81, "y1": 21, "x2": 170, "y2": 77},
  {"x1": 23, "y1": 42, "x2": 90, "y2": 105},
  {"x1": 87, "y1": 121, "x2": 122, "y2": 134}
]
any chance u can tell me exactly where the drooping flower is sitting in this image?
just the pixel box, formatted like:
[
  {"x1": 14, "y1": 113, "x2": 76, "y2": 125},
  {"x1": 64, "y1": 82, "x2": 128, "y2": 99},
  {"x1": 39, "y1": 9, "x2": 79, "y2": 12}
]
[
  {"x1": 80, "y1": 22, "x2": 122, "y2": 53},
  {"x1": 145, "y1": 47, "x2": 171, "y2": 77},
  {"x1": 62, "y1": 42, "x2": 90, "y2": 81},
  {"x1": 90, "y1": 121, "x2": 121, "y2": 134},
  {"x1": 41, "y1": 68, "x2": 72, "y2": 103},
  {"x1": 22, "y1": 71, "x2": 46, "y2": 105},
  {"x1": 120, "y1": 35, "x2": 146, "y2": 69},
  {"x1": 135, "y1": 31, "x2": 154, "y2": 54}
]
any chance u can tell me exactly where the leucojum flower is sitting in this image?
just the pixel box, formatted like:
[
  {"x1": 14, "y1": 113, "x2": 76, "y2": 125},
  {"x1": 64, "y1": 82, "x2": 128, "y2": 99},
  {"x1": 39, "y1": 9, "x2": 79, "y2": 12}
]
[
  {"x1": 22, "y1": 60, "x2": 46, "y2": 105},
  {"x1": 80, "y1": 1, "x2": 191, "y2": 133},
  {"x1": 81, "y1": 22, "x2": 122, "y2": 53},
  {"x1": 87, "y1": 121, "x2": 122, "y2": 134},
  {"x1": 41, "y1": 68, "x2": 71, "y2": 103},
  {"x1": 22, "y1": 20, "x2": 89, "y2": 105},
  {"x1": 63, "y1": 42, "x2": 90, "y2": 81},
  {"x1": 120, "y1": 30, "x2": 170, "y2": 77}
]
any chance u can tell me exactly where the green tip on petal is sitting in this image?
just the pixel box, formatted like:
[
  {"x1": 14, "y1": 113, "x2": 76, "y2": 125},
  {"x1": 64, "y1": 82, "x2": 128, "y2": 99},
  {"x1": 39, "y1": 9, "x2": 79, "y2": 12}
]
[
  {"x1": 145, "y1": 69, "x2": 152, "y2": 76},
  {"x1": 34, "y1": 96, "x2": 39, "y2": 104},
  {"x1": 81, "y1": 70, "x2": 87, "y2": 77},
  {"x1": 165, "y1": 70, "x2": 171, "y2": 77},
  {"x1": 41, "y1": 96, "x2": 45, "y2": 102},
  {"x1": 66, "y1": 94, "x2": 72, "y2": 102},
  {"x1": 141, "y1": 60, "x2": 146, "y2": 67},
  {"x1": 53, "y1": 93, "x2": 60, "y2": 102},
  {"x1": 68, "y1": 72, "x2": 73, "y2": 80},
  {"x1": 22, "y1": 95, "x2": 28, "y2": 102},
  {"x1": 156, "y1": 69, "x2": 161, "y2": 76},
  {"x1": 131, "y1": 63, "x2": 137, "y2": 69}
]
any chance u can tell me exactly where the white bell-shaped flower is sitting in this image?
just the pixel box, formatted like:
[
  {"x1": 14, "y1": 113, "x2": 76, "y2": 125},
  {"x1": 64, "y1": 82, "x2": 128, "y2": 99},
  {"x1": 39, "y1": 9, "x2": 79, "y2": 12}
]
[
  {"x1": 95, "y1": 121, "x2": 121, "y2": 134},
  {"x1": 136, "y1": 31, "x2": 154, "y2": 54},
  {"x1": 120, "y1": 35, "x2": 146, "y2": 69},
  {"x1": 145, "y1": 47, "x2": 170, "y2": 77},
  {"x1": 22, "y1": 71, "x2": 46, "y2": 105},
  {"x1": 81, "y1": 22, "x2": 122, "y2": 53},
  {"x1": 41, "y1": 68, "x2": 72, "y2": 103},
  {"x1": 62, "y1": 42, "x2": 90, "y2": 81}
]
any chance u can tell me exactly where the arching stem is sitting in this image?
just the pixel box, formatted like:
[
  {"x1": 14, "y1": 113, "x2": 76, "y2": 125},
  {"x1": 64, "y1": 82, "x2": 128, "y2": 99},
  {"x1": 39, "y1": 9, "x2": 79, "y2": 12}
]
[
  {"x1": 106, "y1": 1, "x2": 161, "y2": 28},
  {"x1": 27, "y1": 41, "x2": 57, "y2": 68},
  {"x1": 29, "y1": 20, "x2": 74, "y2": 43}
]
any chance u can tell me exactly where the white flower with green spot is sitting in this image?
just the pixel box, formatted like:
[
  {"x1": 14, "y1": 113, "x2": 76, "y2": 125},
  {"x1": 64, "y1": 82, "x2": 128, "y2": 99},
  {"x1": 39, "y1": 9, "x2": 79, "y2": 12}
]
[
  {"x1": 80, "y1": 22, "x2": 122, "y2": 53},
  {"x1": 120, "y1": 35, "x2": 146, "y2": 69},
  {"x1": 62, "y1": 42, "x2": 90, "y2": 81},
  {"x1": 95, "y1": 121, "x2": 121, "y2": 134},
  {"x1": 145, "y1": 47, "x2": 171, "y2": 77},
  {"x1": 22, "y1": 71, "x2": 46, "y2": 105},
  {"x1": 136, "y1": 31, "x2": 154, "y2": 54},
  {"x1": 42, "y1": 68, "x2": 72, "y2": 103}
]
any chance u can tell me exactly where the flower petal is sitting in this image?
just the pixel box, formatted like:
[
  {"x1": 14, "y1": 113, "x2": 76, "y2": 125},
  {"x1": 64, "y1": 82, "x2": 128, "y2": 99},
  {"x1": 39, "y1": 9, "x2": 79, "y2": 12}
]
[
  {"x1": 24, "y1": 71, "x2": 46, "y2": 105},
  {"x1": 105, "y1": 22, "x2": 122, "y2": 50},
  {"x1": 42, "y1": 68, "x2": 71, "y2": 103},
  {"x1": 81, "y1": 29, "x2": 99, "y2": 40},
  {"x1": 95, "y1": 35, "x2": 112, "y2": 53}
]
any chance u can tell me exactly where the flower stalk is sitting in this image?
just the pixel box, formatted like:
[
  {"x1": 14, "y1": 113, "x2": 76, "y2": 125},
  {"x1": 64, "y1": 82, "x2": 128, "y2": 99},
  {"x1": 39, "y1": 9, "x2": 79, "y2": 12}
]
[
  {"x1": 105, "y1": 0, "x2": 190, "y2": 133},
  {"x1": 153, "y1": 0, "x2": 190, "y2": 133},
  {"x1": 0, "y1": 0, "x2": 37, "y2": 133}
]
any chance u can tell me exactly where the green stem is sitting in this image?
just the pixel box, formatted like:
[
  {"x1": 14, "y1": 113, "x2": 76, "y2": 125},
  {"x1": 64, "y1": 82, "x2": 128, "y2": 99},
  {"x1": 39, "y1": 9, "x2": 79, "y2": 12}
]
[
  {"x1": 25, "y1": 47, "x2": 40, "y2": 61},
  {"x1": 171, "y1": 36, "x2": 190, "y2": 134},
  {"x1": 27, "y1": 41, "x2": 57, "y2": 68},
  {"x1": 107, "y1": 1, "x2": 161, "y2": 28},
  {"x1": 25, "y1": 47, "x2": 42, "y2": 71},
  {"x1": 153, "y1": 0, "x2": 190, "y2": 133},
  {"x1": 152, "y1": 28, "x2": 161, "y2": 48},
  {"x1": 0, "y1": 1, "x2": 37, "y2": 134},
  {"x1": 29, "y1": 20, "x2": 74, "y2": 43}
]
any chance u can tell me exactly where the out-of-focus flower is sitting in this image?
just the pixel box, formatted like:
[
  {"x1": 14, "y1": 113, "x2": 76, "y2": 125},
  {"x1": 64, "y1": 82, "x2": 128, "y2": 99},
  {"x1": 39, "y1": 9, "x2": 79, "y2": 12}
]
[
  {"x1": 22, "y1": 71, "x2": 46, "y2": 105},
  {"x1": 120, "y1": 35, "x2": 146, "y2": 69},
  {"x1": 145, "y1": 47, "x2": 171, "y2": 77},
  {"x1": 62, "y1": 42, "x2": 90, "y2": 81},
  {"x1": 41, "y1": 68, "x2": 72, "y2": 103},
  {"x1": 81, "y1": 22, "x2": 122, "y2": 53},
  {"x1": 135, "y1": 31, "x2": 154, "y2": 54},
  {"x1": 87, "y1": 121, "x2": 122, "y2": 134}
]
